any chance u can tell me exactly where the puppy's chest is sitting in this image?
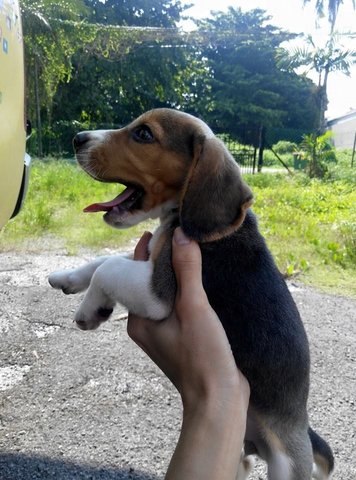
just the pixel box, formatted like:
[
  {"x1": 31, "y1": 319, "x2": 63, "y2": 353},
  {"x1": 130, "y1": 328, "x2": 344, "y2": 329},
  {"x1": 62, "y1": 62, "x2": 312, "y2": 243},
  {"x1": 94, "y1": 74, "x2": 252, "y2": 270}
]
[
  {"x1": 148, "y1": 216, "x2": 178, "y2": 262},
  {"x1": 148, "y1": 224, "x2": 170, "y2": 262}
]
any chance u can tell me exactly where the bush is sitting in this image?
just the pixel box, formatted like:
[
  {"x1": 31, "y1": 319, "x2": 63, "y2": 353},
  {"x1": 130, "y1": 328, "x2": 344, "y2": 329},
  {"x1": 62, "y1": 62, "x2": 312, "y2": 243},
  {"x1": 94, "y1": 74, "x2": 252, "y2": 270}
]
[
  {"x1": 272, "y1": 140, "x2": 297, "y2": 154},
  {"x1": 299, "y1": 132, "x2": 336, "y2": 178},
  {"x1": 263, "y1": 149, "x2": 294, "y2": 167},
  {"x1": 326, "y1": 149, "x2": 356, "y2": 183}
]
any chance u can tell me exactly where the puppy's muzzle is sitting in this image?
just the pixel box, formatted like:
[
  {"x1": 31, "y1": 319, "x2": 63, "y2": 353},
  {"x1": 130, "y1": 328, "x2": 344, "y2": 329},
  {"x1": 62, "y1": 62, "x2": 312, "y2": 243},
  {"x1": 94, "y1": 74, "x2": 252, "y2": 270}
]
[{"x1": 73, "y1": 132, "x2": 91, "y2": 151}]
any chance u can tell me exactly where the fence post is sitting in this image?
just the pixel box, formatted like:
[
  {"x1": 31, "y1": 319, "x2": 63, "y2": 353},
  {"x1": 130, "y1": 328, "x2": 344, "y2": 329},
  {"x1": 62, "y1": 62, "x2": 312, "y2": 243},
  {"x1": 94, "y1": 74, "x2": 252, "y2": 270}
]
[
  {"x1": 258, "y1": 126, "x2": 265, "y2": 172},
  {"x1": 253, "y1": 147, "x2": 257, "y2": 174}
]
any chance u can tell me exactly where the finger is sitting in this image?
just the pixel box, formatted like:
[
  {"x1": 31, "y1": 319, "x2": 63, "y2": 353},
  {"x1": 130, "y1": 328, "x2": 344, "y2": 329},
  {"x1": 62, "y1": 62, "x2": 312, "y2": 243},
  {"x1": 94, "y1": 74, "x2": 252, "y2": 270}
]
[
  {"x1": 133, "y1": 231, "x2": 152, "y2": 261},
  {"x1": 172, "y1": 227, "x2": 205, "y2": 300}
]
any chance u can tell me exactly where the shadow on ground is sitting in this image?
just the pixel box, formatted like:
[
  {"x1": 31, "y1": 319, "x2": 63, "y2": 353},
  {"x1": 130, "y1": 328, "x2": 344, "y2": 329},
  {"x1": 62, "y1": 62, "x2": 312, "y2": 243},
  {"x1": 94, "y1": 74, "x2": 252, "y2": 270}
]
[{"x1": 0, "y1": 452, "x2": 159, "y2": 480}]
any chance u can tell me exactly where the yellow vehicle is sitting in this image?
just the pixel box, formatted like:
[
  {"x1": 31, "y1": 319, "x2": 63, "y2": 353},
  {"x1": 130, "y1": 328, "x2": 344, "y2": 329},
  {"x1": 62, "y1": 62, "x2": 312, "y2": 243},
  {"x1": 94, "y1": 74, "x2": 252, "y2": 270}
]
[{"x1": 0, "y1": 0, "x2": 31, "y2": 229}]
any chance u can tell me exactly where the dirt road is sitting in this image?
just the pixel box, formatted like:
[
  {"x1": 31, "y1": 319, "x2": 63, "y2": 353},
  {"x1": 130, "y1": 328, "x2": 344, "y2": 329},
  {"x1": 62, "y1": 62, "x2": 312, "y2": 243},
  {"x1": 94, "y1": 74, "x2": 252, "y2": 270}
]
[{"x1": 0, "y1": 251, "x2": 355, "y2": 479}]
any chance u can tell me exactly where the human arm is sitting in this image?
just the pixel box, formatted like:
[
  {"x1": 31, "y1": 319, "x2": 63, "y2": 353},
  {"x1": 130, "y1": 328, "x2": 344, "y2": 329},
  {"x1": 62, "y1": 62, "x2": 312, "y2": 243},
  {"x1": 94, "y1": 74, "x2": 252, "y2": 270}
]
[{"x1": 127, "y1": 228, "x2": 250, "y2": 480}]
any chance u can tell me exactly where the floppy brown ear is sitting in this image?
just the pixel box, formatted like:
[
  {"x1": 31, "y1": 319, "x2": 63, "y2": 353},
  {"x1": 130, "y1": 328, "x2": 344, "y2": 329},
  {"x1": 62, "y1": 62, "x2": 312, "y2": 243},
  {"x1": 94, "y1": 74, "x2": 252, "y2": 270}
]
[{"x1": 179, "y1": 135, "x2": 253, "y2": 242}]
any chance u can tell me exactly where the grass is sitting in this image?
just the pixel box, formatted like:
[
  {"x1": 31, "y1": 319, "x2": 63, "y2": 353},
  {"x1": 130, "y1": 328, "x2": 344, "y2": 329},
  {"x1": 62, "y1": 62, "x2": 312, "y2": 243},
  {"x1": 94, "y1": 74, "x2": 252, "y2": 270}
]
[
  {"x1": 0, "y1": 159, "x2": 158, "y2": 253},
  {"x1": 1, "y1": 158, "x2": 355, "y2": 296},
  {"x1": 245, "y1": 173, "x2": 356, "y2": 296}
]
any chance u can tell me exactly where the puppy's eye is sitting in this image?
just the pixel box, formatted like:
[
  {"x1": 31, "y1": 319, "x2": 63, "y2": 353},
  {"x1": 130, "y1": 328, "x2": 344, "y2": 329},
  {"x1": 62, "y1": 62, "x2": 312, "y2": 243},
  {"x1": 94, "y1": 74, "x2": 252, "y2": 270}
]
[{"x1": 132, "y1": 125, "x2": 154, "y2": 143}]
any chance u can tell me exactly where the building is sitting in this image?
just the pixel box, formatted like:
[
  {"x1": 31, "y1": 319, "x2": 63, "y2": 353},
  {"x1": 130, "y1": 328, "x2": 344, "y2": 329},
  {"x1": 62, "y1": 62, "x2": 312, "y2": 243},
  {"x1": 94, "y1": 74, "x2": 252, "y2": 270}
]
[{"x1": 327, "y1": 109, "x2": 356, "y2": 149}]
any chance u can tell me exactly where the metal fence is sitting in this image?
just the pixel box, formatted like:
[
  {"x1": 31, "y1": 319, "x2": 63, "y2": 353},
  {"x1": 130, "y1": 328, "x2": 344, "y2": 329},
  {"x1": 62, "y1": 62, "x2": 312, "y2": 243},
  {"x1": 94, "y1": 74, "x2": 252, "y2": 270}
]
[{"x1": 218, "y1": 134, "x2": 257, "y2": 174}]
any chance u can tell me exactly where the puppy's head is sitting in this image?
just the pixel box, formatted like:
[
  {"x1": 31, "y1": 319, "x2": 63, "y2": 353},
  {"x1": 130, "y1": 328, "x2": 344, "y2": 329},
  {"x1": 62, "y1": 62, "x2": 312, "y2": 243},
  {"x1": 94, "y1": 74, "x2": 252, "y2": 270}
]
[{"x1": 74, "y1": 108, "x2": 253, "y2": 241}]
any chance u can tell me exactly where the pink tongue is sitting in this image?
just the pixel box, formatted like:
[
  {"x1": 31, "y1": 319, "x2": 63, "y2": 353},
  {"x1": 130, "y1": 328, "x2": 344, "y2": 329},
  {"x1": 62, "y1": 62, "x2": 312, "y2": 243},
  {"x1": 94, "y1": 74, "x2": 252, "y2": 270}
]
[{"x1": 83, "y1": 187, "x2": 136, "y2": 213}]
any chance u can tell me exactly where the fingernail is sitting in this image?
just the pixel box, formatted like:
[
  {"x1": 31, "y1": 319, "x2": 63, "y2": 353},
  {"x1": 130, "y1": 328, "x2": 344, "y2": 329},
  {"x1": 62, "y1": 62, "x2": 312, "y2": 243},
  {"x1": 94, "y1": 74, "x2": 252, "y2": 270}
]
[{"x1": 174, "y1": 227, "x2": 191, "y2": 245}]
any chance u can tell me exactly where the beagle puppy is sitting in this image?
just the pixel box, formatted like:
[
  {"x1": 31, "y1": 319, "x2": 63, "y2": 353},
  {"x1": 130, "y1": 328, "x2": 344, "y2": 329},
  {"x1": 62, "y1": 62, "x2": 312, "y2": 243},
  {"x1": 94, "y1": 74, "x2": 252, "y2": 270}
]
[{"x1": 49, "y1": 109, "x2": 334, "y2": 480}]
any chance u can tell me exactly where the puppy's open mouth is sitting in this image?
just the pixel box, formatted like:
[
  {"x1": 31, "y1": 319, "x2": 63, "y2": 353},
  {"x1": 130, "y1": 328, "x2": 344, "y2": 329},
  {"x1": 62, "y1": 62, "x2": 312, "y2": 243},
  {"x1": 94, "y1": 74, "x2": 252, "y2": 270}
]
[{"x1": 83, "y1": 185, "x2": 144, "y2": 221}]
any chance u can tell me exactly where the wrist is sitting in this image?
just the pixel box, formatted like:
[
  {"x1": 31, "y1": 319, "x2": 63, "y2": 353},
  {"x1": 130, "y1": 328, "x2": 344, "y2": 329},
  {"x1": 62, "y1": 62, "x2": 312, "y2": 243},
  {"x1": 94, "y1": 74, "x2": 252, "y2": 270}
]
[
  {"x1": 166, "y1": 382, "x2": 249, "y2": 480},
  {"x1": 181, "y1": 371, "x2": 250, "y2": 420},
  {"x1": 183, "y1": 384, "x2": 249, "y2": 425}
]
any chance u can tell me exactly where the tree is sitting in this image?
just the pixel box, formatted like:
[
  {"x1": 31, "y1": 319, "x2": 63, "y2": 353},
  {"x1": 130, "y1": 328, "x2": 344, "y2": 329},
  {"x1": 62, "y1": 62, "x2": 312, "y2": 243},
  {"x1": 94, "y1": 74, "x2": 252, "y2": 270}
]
[
  {"x1": 300, "y1": 131, "x2": 336, "y2": 177},
  {"x1": 22, "y1": 0, "x2": 194, "y2": 155},
  {"x1": 303, "y1": 0, "x2": 355, "y2": 33},
  {"x1": 190, "y1": 8, "x2": 319, "y2": 145},
  {"x1": 50, "y1": 0, "x2": 199, "y2": 153},
  {"x1": 22, "y1": 0, "x2": 89, "y2": 155},
  {"x1": 84, "y1": 0, "x2": 184, "y2": 27},
  {"x1": 277, "y1": 33, "x2": 356, "y2": 134}
]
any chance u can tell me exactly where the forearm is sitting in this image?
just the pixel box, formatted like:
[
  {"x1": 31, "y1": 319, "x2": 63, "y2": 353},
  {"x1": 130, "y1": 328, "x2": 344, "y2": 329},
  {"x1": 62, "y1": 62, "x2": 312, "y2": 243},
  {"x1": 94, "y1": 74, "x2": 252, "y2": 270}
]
[{"x1": 165, "y1": 391, "x2": 248, "y2": 480}]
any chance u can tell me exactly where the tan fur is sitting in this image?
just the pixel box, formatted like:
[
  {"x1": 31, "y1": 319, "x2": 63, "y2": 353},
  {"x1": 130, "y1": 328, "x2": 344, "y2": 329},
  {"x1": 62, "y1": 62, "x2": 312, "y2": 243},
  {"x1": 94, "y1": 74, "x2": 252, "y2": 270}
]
[
  {"x1": 149, "y1": 229, "x2": 169, "y2": 263},
  {"x1": 80, "y1": 109, "x2": 252, "y2": 245},
  {"x1": 83, "y1": 112, "x2": 191, "y2": 214},
  {"x1": 199, "y1": 198, "x2": 253, "y2": 243},
  {"x1": 179, "y1": 135, "x2": 252, "y2": 242},
  {"x1": 264, "y1": 425, "x2": 287, "y2": 455},
  {"x1": 252, "y1": 411, "x2": 287, "y2": 455},
  {"x1": 314, "y1": 453, "x2": 331, "y2": 477},
  {"x1": 57, "y1": 108, "x2": 333, "y2": 479},
  {"x1": 88, "y1": 134, "x2": 183, "y2": 211}
]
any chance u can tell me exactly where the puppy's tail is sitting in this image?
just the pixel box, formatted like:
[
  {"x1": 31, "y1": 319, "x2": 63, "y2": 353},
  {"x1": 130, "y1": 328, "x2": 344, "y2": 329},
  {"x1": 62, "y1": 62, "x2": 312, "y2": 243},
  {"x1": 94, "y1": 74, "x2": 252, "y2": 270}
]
[{"x1": 309, "y1": 427, "x2": 334, "y2": 479}]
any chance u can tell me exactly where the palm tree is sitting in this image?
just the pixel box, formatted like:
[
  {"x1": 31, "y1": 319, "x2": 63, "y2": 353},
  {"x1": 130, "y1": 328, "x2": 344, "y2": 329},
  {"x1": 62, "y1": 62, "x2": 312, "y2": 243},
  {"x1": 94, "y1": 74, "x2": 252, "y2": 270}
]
[
  {"x1": 277, "y1": 33, "x2": 356, "y2": 133},
  {"x1": 303, "y1": 0, "x2": 355, "y2": 33},
  {"x1": 281, "y1": 1, "x2": 356, "y2": 134}
]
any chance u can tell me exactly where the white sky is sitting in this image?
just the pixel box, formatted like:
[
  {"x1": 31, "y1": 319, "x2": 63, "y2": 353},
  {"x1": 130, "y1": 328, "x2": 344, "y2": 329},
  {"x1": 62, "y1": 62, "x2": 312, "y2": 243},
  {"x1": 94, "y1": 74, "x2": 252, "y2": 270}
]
[{"x1": 181, "y1": 0, "x2": 356, "y2": 119}]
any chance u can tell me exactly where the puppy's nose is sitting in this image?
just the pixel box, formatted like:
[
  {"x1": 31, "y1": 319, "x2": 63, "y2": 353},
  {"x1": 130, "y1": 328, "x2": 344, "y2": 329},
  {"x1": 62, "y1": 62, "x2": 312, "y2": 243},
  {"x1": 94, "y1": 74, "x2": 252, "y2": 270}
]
[{"x1": 73, "y1": 132, "x2": 90, "y2": 150}]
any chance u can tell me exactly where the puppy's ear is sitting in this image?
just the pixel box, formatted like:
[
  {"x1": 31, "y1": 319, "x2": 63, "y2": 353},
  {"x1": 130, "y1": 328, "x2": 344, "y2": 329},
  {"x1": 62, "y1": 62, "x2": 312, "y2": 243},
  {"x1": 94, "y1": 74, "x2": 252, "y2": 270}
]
[{"x1": 180, "y1": 135, "x2": 253, "y2": 242}]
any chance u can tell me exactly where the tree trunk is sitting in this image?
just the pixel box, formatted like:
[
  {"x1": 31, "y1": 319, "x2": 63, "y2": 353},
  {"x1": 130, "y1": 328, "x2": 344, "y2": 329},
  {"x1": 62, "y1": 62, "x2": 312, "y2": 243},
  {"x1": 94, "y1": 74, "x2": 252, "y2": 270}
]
[{"x1": 318, "y1": 67, "x2": 330, "y2": 135}]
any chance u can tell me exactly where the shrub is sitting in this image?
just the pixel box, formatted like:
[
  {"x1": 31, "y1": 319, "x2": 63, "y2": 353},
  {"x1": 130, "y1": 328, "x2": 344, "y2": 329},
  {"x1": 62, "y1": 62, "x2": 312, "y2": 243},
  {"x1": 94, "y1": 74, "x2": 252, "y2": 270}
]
[
  {"x1": 325, "y1": 149, "x2": 356, "y2": 183},
  {"x1": 272, "y1": 140, "x2": 297, "y2": 154},
  {"x1": 299, "y1": 131, "x2": 336, "y2": 178}
]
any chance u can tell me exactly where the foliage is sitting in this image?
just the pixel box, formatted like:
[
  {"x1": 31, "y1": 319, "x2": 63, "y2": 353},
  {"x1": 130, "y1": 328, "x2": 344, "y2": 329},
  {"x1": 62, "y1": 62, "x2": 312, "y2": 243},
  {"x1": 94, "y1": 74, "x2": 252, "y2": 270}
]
[
  {"x1": 0, "y1": 159, "x2": 157, "y2": 251},
  {"x1": 263, "y1": 150, "x2": 294, "y2": 167},
  {"x1": 246, "y1": 172, "x2": 356, "y2": 295},
  {"x1": 1, "y1": 161, "x2": 355, "y2": 296},
  {"x1": 83, "y1": 0, "x2": 184, "y2": 27},
  {"x1": 191, "y1": 8, "x2": 319, "y2": 144},
  {"x1": 22, "y1": 2, "x2": 321, "y2": 156},
  {"x1": 273, "y1": 140, "x2": 298, "y2": 154},
  {"x1": 299, "y1": 130, "x2": 336, "y2": 177},
  {"x1": 303, "y1": 0, "x2": 355, "y2": 33},
  {"x1": 22, "y1": 0, "x2": 194, "y2": 155},
  {"x1": 22, "y1": 0, "x2": 89, "y2": 114},
  {"x1": 277, "y1": 12, "x2": 356, "y2": 133},
  {"x1": 326, "y1": 148, "x2": 356, "y2": 182}
]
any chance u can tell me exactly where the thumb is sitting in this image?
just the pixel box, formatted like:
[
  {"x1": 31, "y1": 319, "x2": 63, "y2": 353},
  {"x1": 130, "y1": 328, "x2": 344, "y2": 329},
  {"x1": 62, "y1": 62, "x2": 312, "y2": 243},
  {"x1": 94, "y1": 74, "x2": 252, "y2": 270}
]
[{"x1": 172, "y1": 227, "x2": 205, "y2": 300}]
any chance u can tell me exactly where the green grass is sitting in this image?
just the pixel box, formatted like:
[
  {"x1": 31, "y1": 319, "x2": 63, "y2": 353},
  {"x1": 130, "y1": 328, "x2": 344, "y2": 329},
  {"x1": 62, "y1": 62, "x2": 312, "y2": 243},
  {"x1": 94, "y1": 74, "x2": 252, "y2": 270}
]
[
  {"x1": 1, "y1": 159, "x2": 355, "y2": 296},
  {"x1": 0, "y1": 159, "x2": 158, "y2": 253},
  {"x1": 245, "y1": 173, "x2": 356, "y2": 296}
]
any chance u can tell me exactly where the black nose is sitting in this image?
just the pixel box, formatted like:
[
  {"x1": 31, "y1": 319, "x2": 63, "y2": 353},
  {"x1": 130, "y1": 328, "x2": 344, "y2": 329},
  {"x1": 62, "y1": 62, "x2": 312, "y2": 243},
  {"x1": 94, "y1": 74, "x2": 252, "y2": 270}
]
[{"x1": 73, "y1": 132, "x2": 90, "y2": 150}]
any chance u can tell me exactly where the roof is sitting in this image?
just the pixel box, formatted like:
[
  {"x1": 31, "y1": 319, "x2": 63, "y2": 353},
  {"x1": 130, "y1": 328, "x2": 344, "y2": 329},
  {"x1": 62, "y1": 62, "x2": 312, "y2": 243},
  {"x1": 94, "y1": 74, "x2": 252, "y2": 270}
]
[{"x1": 327, "y1": 109, "x2": 356, "y2": 126}]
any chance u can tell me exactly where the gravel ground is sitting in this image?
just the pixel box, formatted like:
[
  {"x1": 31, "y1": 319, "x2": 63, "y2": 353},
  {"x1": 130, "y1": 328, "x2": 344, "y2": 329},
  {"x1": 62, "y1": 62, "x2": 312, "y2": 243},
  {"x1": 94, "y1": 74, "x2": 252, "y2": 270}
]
[{"x1": 0, "y1": 251, "x2": 355, "y2": 479}]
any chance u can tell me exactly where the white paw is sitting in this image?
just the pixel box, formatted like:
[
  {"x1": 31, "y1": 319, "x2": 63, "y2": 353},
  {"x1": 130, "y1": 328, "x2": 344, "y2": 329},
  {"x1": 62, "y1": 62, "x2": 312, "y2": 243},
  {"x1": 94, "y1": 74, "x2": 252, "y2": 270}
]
[
  {"x1": 236, "y1": 455, "x2": 255, "y2": 480},
  {"x1": 74, "y1": 304, "x2": 114, "y2": 330},
  {"x1": 48, "y1": 270, "x2": 88, "y2": 294}
]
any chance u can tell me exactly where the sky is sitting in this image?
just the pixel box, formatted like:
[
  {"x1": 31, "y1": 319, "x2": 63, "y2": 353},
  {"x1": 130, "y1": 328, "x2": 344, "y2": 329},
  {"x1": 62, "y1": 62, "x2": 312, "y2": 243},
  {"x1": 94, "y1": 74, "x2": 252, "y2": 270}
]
[{"x1": 181, "y1": 0, "x2": 356, "y2": 119}]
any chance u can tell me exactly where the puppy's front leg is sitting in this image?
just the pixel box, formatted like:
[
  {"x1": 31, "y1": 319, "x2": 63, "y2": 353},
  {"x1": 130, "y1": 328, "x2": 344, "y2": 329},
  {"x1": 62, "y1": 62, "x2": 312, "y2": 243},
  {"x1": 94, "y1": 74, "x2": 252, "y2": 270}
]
[
  {"x1": 74, "y1": 256, "x2": 172, "y2": 330},
  {"x1": 49, "y1": 256, "x2": 112, "y2": 294}
]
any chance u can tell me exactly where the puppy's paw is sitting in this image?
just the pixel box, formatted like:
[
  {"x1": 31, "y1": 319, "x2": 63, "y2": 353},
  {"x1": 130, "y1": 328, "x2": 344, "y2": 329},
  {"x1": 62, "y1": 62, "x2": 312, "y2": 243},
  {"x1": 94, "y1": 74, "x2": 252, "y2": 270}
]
[
  {"x1": 75, "y1": 305, "x2": 114, "y2": 330},
  {"x1": 236, "y1": 454, "x2": 255, "y2": 480},
  {"x1": 48, "y1": 270, "x2": 88, "y2": 294}
]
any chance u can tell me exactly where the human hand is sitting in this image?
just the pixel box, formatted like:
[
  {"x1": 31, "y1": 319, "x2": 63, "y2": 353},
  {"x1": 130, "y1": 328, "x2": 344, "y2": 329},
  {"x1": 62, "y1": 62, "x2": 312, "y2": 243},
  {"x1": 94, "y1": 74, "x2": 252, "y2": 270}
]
[
  {"x1": 127, "y1": 228, "x2": 250, "y2": 479},
  {"x1": 127, "y1": 227, "x2": 249, "y2": 410}
]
